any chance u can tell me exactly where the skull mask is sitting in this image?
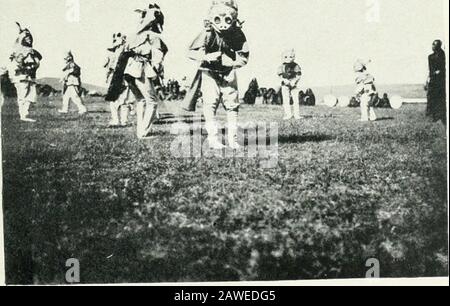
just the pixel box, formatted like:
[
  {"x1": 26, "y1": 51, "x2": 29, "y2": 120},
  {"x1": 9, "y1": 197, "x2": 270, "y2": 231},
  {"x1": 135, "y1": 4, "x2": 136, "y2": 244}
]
[
  {"x1": 282, "y1": 49, "x2": 296, "y2": 64},
  {"x1": 109, "y1": 32, "x2": 127, "y2": 51},
  {"x1": 208, "y1": 0, "x2": 238, "y2": 33},
  {"x1": 135, "y1": 3, "x2": 165, "y2": 34}
]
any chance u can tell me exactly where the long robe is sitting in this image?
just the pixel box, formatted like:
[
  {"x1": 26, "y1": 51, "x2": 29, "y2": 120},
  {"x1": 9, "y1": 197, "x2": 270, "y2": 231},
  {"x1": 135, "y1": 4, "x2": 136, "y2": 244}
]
[{"x1": 427, "y1": 49, "x2": 446, "y2": 123}]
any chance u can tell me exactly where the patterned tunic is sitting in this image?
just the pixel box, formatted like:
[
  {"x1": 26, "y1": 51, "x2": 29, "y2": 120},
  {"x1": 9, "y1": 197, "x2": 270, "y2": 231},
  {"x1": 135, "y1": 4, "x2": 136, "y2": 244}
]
[{"x1": 190, "y1": 25, "x2": 249, "y2": 74}]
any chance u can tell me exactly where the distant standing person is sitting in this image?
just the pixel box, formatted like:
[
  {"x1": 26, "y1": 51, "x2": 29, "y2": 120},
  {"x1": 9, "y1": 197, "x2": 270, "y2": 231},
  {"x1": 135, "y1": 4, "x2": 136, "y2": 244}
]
[
  {"x1": 59, "y1": 51, "x2": 87, "y2": 115},
  {"x1": 425, "y1": 40, "x2": 446, "y2": 124}
]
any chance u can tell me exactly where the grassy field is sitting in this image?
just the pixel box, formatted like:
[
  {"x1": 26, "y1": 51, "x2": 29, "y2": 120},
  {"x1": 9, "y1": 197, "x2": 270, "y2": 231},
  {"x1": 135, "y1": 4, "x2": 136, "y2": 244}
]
[{"x1": 1, "y1": 95, "x2": 448, "y2": 284}]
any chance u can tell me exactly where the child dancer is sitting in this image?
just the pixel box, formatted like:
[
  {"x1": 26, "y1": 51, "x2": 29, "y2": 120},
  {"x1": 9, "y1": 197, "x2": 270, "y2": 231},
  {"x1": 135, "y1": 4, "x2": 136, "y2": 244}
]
[
  {"x1": 354, "y1": 59, "x2": 377, "y2": 122},
  {"x1": 278, "y1": 49, "x2": 302, "y2": 120}
]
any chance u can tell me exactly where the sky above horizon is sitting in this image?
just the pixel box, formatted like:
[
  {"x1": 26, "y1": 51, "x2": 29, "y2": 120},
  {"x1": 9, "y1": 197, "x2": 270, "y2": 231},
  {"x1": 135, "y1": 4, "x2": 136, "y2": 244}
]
[{"x1": 0, "y1": 0, "x2": 447, "y2": 91}]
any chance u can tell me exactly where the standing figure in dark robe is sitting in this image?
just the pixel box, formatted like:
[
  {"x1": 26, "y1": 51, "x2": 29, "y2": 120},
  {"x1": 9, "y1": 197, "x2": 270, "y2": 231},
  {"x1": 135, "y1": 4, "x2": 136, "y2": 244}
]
[{"x1": 425, "y1": 40, "x2": 446, "y2": 124}]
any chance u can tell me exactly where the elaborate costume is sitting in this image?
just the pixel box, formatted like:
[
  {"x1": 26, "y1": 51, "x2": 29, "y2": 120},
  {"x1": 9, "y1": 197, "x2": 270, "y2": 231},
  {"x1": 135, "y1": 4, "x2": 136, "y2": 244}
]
[
  {"x1": 278, "y1": 49, "x2": 302, "y2": 120},
  {"x1": 354, "y1": 59, "x2": 377, "y2": 122},
  {"x1": 59, "y1": 51, "x2": 87, "y2": 114},
  {"x1": 120, "y1": 3, "x2": 168, "y2": 139},
  {"x1": 184, "y1": 0, "x2": 249, "y2": 149},
  {"x1": 104, "y1": 33, "x2": 136, "y2": 126},
  {"x1": 8, "y1": 22, "x2": 42, "y2": 122}
]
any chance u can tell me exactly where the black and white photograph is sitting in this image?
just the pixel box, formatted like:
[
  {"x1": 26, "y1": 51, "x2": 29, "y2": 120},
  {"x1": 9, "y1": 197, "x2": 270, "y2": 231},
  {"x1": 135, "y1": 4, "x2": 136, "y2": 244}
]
[{"x1": 0, "y1": 0, "x2": 448, "y2": 287}]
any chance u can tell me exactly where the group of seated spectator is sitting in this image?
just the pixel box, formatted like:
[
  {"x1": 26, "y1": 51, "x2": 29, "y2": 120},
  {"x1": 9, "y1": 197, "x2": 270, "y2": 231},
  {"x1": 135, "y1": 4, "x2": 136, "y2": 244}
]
[
  {"x1": 349, "y1": 93, "x2": 392, "y2": 108},
  {"x1": 155, "y1": 79, "x2": 187, "y2": 101},
  {"x1": 156, "y1": 77, "x2": 392, "y2": 110},
  {"x1": 243, "y1": 78, "x2": 316, "y2": 106}
]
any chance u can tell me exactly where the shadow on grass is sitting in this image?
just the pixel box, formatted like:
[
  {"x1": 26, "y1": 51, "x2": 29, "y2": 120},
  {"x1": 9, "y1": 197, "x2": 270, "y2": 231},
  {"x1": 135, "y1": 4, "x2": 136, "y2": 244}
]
[
  {"x1": 375, "y1": 117, "x2": 395, "y2": 122},
  {"x1": 99, "y1": 125, "x2": 135, "y2": 131},
  {"x1": 156, "y1": 114, "x2": 205, "y2": 125},
  {"x1": 244, "y1": 133, "x2": 333, "y2": 146},
  {"x1": 85, "y1": 110, "x2": 109, "y2": 114},
  {"x1": 278, "y1": 133, "x2": 334, "y2": 144},
  {"x1": 49, "y1": 116, "x2": 89, "y2": 122}
]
